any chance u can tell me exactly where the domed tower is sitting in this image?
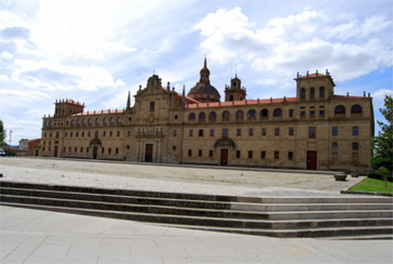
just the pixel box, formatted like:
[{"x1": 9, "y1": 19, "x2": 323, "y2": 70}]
[
  {"x1": 187, "y1": 58, "x2": 221, "y2": 103},
  {"x1": 224, "y1": 74, "x2": 246, "y2": 101}
]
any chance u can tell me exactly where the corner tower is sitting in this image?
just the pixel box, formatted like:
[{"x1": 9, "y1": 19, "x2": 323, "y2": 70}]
[{"x1": 187, "y1": 58, "x2": 221, "y2": 103}]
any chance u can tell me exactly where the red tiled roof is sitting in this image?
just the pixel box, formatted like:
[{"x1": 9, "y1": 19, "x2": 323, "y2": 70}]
[
  {"x1": 333, "y1": 95, "x2": 365, "y2": 99},
  {"x1": 71, "y1": 109, "x2": 125, "y2": 117},
  {"x1": 186, "y1": 97, "x2": 297, "y2": 109},
  {"x1": 298, "y1": 73, "x2": 327, "y2": 78}
]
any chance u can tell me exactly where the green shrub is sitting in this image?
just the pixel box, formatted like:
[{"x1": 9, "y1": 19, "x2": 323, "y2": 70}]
[{"x1": 367, "y1": 171, "x2": 393, "y2": 182}]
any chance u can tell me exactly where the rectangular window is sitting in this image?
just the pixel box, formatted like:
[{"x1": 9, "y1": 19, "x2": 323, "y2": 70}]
[
  {"x1": 198, "y1": 149, "x2": 202, "y2": 157},
  {"x1": 82, "y1": 132, "x2": 85, "y2": 137},
  {"x1": 352, "y1": 142, "x2": 359, "y2": 150},
  {"x1": 88, "y1": 132, "x2": 91, "y2": 137},
  {"x1": 69, "y1": 147, "x2": 71, "y2": 152},
  {"x1": 222, "y1": 128, "x2": 228, "y2": 138},
  {"x1": 188, "y1": 149, "x2": 192, "y2": 157},
  {"x1": 309, "y1": 127, "x2": 316, "y2": 138},
  {"x1": 319, "y1": 110, "x2": 325, "y2": 117},
  {"x1": 352, "y1": 126, "x2": 359, "y2": 136},
  {"x1": 70, "y1": 132, "x2": 73, "y2": 137},
  {"x1": 80, "y1": 147, "x2": 83, "y2": 153},
  {"x1": 300, "y1": 111, "x2": 306, "y2": 118},
  {"x1": 236, "y1": 150, "x2": 241, "y2": 158},
  {"x1": 261, "y1": 128, "x2": 267, "y2": 136},
  {"x1": 198, "y1": 129, "x2": 204, "y2": 137},
  {"x1": 109, "y1": 148, "x2": 112, "y2": 154},
  {"x1": 261, "y1": 151, "x2": 266, "y2": 159},
  {"x1": 102, "y1": 148, "x2": 105, "y2": 154},
  {"x1": 173, "y1": 130, "x2": 177, "y2": 137},
  {"x1": 189, "y1": 130, "x2": 193, "y2": 137},
  {"x1": 288, "y1": 127, "x2": 294, "y2": 136},
  {"x1": 103, "y1": 131, "x2": 106, "y2": 137},
  {"x1": 274, "y1": 151, "x2": 279, "y2": 160},
  {"x1": 249, "y1": 128, "x2": 254, "y2": 136},
  {"x1": 310, "y1": 111, "x2": 315, "y2": 118},
  {"x1": 236, "y1": 129, "x2": 241, "y2": 136},
  {"x1": 150, "y1": 101, "x2": 155, "y2": 111},
  {"x1": 332, "y1": 142, "x2": 338, "y2": 150},
  {"x1": 332, "y1": 127, "x2": 338, "y2": 136},
  {"x1": 116, "y1": 148, "x2": 119, "y2": 154},
  {"x1": 248, "y1": 151, "x2": 253, "y2": 159},
  {"x1": 274, "y1": 128, "x2": 280, "y2": 136},
  {"x1": 209, "y1": 150, "x2": 213, "y2": 157},
  {"x1": 117, "y1": 131, "x2": 120, "y2": 137},
  {"x1": 289, "y1": 109, "x2": 294, "y2": 118},
  {"x1": 87, "y1": 147, "x2": 89, "y2": 153},
  {"x1": 74, "y1": 147, "x2": 77, "y2": 152},
  {"x1": 210, "y1": 129, "x2": 214, "y2": 136},
  {"x1": 109, "y1": 131, "x2": 113, "y2": 137},
  {"x1": 288, "y1": 151, "x2": 294, "y2": 160}
]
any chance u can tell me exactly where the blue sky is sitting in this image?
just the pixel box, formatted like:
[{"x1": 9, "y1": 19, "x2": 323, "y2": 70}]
[{"x1": 0, "y1": 0, "x2": 392, "y2": 144}]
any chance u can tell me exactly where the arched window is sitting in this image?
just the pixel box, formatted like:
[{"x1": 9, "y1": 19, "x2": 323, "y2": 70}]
[
  {"x1": 222, "y1": 111, "x2": 230, "y2": 121},
  {"x1": 71, "y1": 119, "x2": 75, "y2": 126},
  {"x1": 235, "y1": 110, "x2": 244, "y2": 120},
  {"x1": 188, "y1": 113, "x2": 196, "y2": 121},
  {"x1": 335, "y1": 105, "x2": 346, "y2": 114},
  {"x1": 300, "y1": 88, "x2": 306, "y2": 100},
  {"x1": 260, "y1": 109, "x2": 268, "y2": 118},
  {"x1": 199, "y1": 112, "x2": 206, "y2": 122},
  {"x1": 103, "y1": 117, "x2": 108, "y2": 124},
  {"x1": 117, "y1": 117, "x2": 122, "y2": 123},
  {"x1": 351, "y1": 104, "x2": 362, "y2": 114},
  {"x1": 319, "y1": 87, "x2": 325, "y2": 99},
  {"x1": 273, "y1": 108, "x2": 282, "y2": 117},
  {"x1": 230, "y1": 95, "x2": 234, "y2": 101},
  {"x1": 110, "y1": 117, "x2": 115, "y2": 124},
  {"x1": 95, "y1": 118, "x2": 100, "y2": 125},
  {"x1": 247, "y1": 109, "x2": 256, "y2": 119},
  {"x1": 76, "y1": 119, "x2": 80, "y2": 125},
  {"x1": 310, "y1": 87, "x2": 315, "y2": 99},
  {"x1": 209, "y1": 111, "x2": 217, "y2": 121},
  {"x1": 88, "y1": 118, "x2": 93, "y2": 125},
  {"x1": 82, "y1": 118, "x2": 86, "y2": 125}
]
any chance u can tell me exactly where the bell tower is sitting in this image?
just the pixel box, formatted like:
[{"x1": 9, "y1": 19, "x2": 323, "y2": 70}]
[{"x1": 225, "y1": 74, "x2": 246, "y2": 101}]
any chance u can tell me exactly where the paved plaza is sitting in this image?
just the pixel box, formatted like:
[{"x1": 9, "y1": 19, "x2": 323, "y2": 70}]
[{"x1": 1, "y1": 157, "x2": 392, "y2": 263}]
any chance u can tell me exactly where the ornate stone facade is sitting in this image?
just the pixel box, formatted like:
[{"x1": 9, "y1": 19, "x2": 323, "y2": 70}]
[{"x1": 41, "y1": 61, "x2": 374, "y2": 173}]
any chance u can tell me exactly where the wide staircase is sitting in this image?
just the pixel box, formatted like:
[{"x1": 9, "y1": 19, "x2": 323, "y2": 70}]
[{"x1": 1, "y1": 181, "x2": 392, "y2": 239}]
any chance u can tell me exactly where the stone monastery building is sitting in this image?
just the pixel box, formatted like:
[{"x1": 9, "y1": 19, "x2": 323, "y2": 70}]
[{"x1": 41, "y1": 59, "x2": 374, "y2": 173}]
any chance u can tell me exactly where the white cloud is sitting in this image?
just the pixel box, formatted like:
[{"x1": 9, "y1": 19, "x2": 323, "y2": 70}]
[
  {"x1": 11, "y1": 59, "x2": 125, "y2": 91},
  {"x1": 372, "y1": 89, "x2": 393, "y2": 101},
  {"x1": 1, "y1": 50, "x2": 14, "y2": 59},
  {"x1": 195, "y1": 8, "x2": 393, "y2": 83}
]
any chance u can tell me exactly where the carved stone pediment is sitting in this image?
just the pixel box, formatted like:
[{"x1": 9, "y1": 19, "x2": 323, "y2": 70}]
[{"x1": 214, "y1": 138, "x2": 235, "y2": 149}]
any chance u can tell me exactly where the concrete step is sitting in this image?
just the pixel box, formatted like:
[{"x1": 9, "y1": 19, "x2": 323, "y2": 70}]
[
  {"x1": 1, "y1": 181, "x2": 392, "y2": 238},
  {"x1": 1, "y1": 181, "x2": 392, "y2": 204},
  {"x1": 2, "y1": 187, "x2": 391, "y2": 212},
  {"x1": 1, "y1": 202, "x2": 392, "y2": 234}
]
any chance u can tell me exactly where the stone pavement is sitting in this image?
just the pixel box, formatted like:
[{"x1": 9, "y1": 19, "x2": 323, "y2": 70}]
[
  {"x1": 1, "y1": 206, "x2": 392, "y2": 264},
  {"x1": 1, "y1": 157, "x2": 392, "y2": 263}
]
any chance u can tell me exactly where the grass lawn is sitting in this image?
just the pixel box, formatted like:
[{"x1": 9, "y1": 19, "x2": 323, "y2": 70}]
[{"x1": 349, "y1": 177, "x2": 393, "y2": 194}]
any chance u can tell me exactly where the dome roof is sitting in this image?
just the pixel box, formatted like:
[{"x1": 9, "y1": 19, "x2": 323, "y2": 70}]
[{"x1": 189, "y1": 83, "x2": 220, "y2": 97}]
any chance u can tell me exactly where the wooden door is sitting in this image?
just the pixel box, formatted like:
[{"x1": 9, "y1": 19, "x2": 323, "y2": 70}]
[
  {"x1": 145, "y1": 144, "x2": 153, "y2": 162},
  {"x1": 93, "y1": 146, "x2": 98, "y2": 159},
  {"x1": 307, "y1": 151, "x2": 317, "y2": 170},
  {"x1": 220, "y1": 149, "x2": 228, "y2": 166},
  {"x1": 54, "y1": 146, "x2": 58, "y2": 157}
]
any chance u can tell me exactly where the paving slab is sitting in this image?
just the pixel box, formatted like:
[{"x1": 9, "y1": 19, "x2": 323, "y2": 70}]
[{"x1": 1, "y1": 206, "x2": 392, "y2": 264}]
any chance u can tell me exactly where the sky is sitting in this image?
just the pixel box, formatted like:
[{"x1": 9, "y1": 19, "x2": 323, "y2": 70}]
[{"x1": 0, "y1": 0, "x2": 392, "y2": 145}]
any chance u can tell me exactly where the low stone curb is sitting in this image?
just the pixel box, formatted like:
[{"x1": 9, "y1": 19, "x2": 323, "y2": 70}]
[{"x1": 341, "y1": 190, "x2": 393, "y2": 197}]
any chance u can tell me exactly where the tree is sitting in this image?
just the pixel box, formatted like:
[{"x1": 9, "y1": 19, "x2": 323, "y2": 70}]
[
  {"x1": 372, "y1": 95, "x2": 393, "y2": 171},
  {"x1": 0, "y1": 120, "x2": 6, "y2": 146}
]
